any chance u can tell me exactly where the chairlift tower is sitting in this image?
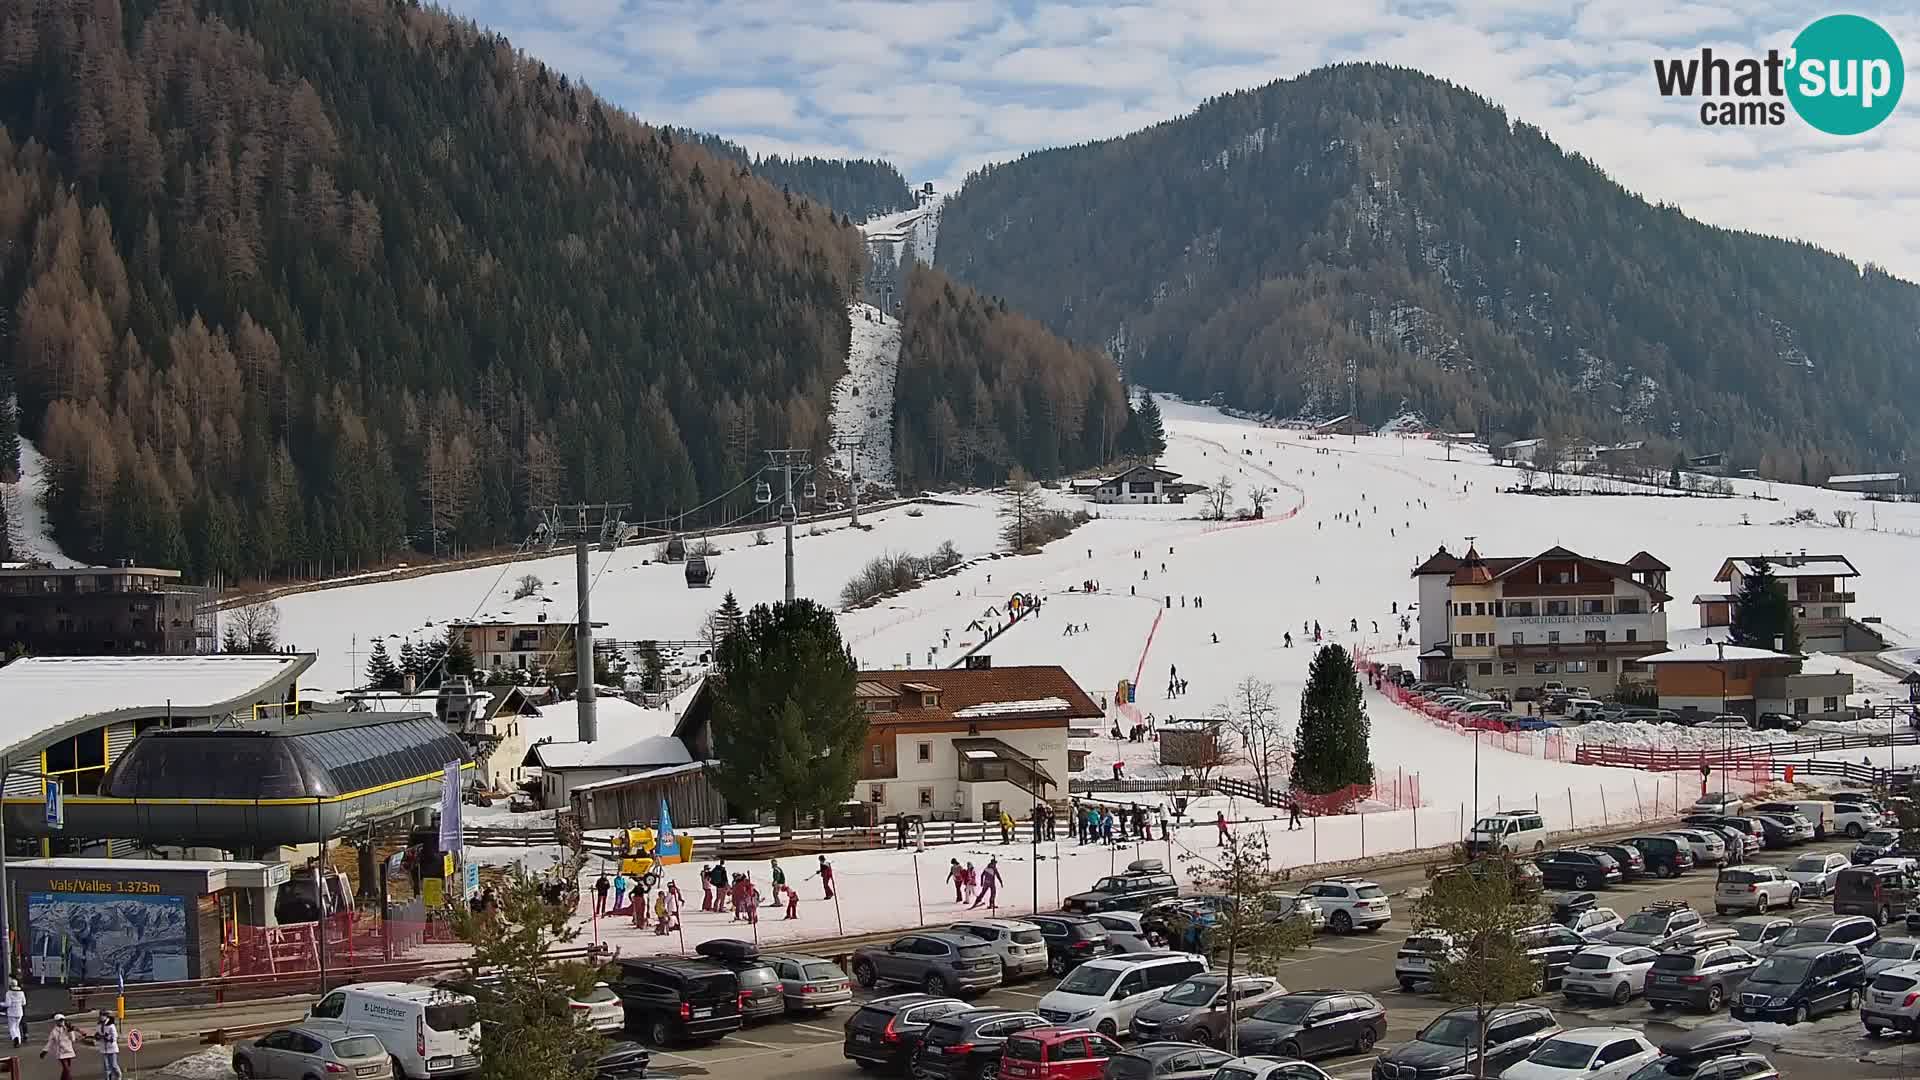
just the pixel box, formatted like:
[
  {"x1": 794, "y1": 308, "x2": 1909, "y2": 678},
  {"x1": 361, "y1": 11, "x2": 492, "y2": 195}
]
[
  {"x1": 831, "y1": 435, "x2": 869, "y2": 528},
  {"x1": 530, "y1": 502, "x2": 629, "y2": 744},
  {"x1": 761, "y1": 450, "x2": 814, "y2": 604}
]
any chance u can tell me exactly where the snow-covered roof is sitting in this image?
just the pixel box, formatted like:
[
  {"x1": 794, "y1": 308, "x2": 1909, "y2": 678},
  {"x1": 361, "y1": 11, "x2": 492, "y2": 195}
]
[
  {"x1": 1827, "y1": 473, "x2": 1902, "y2": 484},
  {"x1": 1503, "y1": 438, "x2": 1542, "y2": 448},
  {"x1": 1691, "y1": 594, "x2": 1735, "y2": 604},
  {"x1": 522, "y1": 695, "x2": 682, "y2": 751},
  {"x1": 0, "y1": 653, "x2": 314, "y2": 758},
  {"x1": 568, "y1": 761, "x2": 708, "y2": 792},
  {"x1": 1722, "y1": 555, "x2": 1859, "y2": 580},
  {"x1": 951, "y1": 697, "x2": 1072, "y2": 718},
  {"x1": 526, "y1": 732, "x2": 691, "y2": 770},
  {"x1": 1636, "y1": 644, "x2": 1797, "y2": 664}
]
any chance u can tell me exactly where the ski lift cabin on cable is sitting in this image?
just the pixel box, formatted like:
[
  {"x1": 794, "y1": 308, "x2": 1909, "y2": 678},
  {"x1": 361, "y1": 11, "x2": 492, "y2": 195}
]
[
  {"x1": 753, "y1": 480, "x2": 773, "y2": 504},
  {"x1": 803, "y1": 479, "x2": 818, "y2": 500},
  {"x1": 664, "y1": 533, "x2": 686, "y2": 562},
  {"x1": 685, "y1": 553, "x2": 713, "y2": 588}
]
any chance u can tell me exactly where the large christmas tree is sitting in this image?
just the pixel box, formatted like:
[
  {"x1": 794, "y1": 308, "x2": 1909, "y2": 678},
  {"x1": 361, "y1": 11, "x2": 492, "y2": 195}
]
[{"x1": 1291, "y1": 644, "x2": 1374, "y2": 794}]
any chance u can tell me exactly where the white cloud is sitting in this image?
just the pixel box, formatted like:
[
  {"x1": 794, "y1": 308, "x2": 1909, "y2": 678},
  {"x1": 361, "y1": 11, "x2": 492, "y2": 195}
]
[{"x1": 438, "y1": 0, "x2": 1920, "y2": 277}]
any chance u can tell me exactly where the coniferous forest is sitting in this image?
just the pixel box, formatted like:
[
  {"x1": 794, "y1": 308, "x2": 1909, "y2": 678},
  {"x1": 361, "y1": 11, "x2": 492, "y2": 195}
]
[
  {"x1": 0, "y1": 0, "x2": 866, "y2": 579},
  {"x1": 668, "y1": 129, "x2": 915, "y2": 222},
  {"x1": 937, "y1": 63, "x2": 1920, "y2": 478},
  {"x1": 892, "y1": 264, "x2": 1130, "y2": 491}
]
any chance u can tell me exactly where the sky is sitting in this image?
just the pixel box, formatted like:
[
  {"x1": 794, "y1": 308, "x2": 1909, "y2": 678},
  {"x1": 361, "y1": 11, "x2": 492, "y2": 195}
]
[{"x1": 441, "y1": 0, "x2": 1920, "y2": 279}]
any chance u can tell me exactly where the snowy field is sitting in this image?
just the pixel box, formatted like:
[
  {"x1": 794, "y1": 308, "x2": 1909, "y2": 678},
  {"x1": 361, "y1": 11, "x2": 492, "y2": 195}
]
[{"x1": 277, "y1": 395, "x2": 1920, "y2": 951}]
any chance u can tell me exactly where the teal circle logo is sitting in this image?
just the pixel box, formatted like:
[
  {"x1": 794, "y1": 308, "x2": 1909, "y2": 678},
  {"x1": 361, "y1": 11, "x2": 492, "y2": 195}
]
[{"x1": 1787, "y1": 14, "x2": 1904, "y2": 135}]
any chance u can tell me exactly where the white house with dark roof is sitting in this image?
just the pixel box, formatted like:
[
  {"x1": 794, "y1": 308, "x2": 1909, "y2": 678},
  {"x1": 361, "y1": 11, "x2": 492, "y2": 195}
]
[{"x1": 1094, "y1": 464, "x2": 1186, "y2": 504}]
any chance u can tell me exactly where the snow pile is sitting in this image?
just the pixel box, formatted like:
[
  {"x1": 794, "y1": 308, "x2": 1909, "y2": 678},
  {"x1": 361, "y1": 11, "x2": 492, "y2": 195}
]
[
  {"x1": 1881, "y1": 646, "x2": 1919, "y2": 674},
  {"x1": 828, "y1": 302, "x2": 902, "y2": 489},
  {"x1": 159, "y1": 1048, "x2": 236, "y2": 1080},
  {"x1": 0, "y1": 432, "x2": 80, "y2": 566},
  {"x1": 1570, "y1": 718, "x2": 1898, "y2": 751}
]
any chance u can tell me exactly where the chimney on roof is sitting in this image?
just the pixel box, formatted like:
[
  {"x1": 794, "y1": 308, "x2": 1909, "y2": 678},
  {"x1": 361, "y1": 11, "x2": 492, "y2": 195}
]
[
  {"x1": 537, "y1": 612, "x2": 546, "y2": 623},
  {"x1": 966, "y1": 655, "x2": 992, "y2": 670},
  {"x1": 1774, "y1": 635, "x2": 1785, "y2": 653},
  {"x1": 403, "y1": 671, "x2": 417, "y2": 695}
]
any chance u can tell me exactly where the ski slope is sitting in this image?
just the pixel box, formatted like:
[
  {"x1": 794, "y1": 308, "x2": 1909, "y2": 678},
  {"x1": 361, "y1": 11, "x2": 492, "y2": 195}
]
[
  {"x1": 860, "y1": 199, "x2": 941, "y2": 267},
  {"x1": 0, "y1": 432, "x2": 79, "y2": 567},
  {"x1": 827, "y1": 303, "x2": 901, "y2": 490}
]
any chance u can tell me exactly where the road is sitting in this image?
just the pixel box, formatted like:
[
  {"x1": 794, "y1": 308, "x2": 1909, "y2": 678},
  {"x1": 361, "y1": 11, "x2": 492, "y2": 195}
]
[{"x1": 634, "y1": 836, "x2": 1920, "y2": 1079}]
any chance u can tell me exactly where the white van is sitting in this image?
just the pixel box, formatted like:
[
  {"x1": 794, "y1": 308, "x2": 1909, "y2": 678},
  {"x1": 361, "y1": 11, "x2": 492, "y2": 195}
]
[
  {"x1": 308, "y1": 982, "x2": 481, "y2": 1079},
  {"x1": 1036, "y1": 952, "x2": 1209, "y2": 1037},
  {"x1": 1752, "y1": 800, "x2": 1853, "y2": 840},
  {"x1": 1467, "y1": 810, "x2": 1549, "y2": 855}
]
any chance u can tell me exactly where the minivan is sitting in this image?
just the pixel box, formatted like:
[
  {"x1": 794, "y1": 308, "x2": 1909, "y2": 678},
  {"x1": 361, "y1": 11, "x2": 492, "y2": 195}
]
[
  {"x1": 1467, "y1": 810, "x2": 1549, "y2": 855},
  {"x1": 1623, "y1": 835, "x2": 1695, "y2": 878},
  {"x1": 1034, "y1": 953, "x2": 1208, "y2": 1038},
  {"x1": 1731, "y1": 944, "x2": 1867, "y2": 1025},
  {"x1": 306, "y1": 983, "x2": 480, "y2": 1080},
  {"x1": 609, "y1": 957, "x2": 743, "y2": 1046},
  {"x1": 1833, "y1": 865, "x2": 1916, "y2": 925}
]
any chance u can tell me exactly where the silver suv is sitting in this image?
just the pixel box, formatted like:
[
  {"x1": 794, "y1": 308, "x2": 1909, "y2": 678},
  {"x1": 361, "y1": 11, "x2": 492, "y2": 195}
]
[
  {"x1": 851, "y1": 932, "x2": 1004, "y2": 997},
  {"x1": 1863, "y1": 960, "x2": 1920, "y2": 1037}
]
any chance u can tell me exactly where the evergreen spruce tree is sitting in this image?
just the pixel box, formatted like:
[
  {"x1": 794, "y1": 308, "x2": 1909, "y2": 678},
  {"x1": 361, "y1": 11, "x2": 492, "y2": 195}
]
[
  {"x1": 365, "y1": 639, "x2": 402, "y2": 690},
  {"x1": 709, "y1": 598, "x2": 866, "y2": 837},
  {"x1": 398, "y1": 639, "x2": 422, "y2": 686},
  {"x1": 422, "y1": 635, "x2": 452, "y2": 690},
  {"x1": 635, "y1": 640, "x2": 665, "y2": 692},
  {"x1": 444, "y1": 627, "x2": 476, "y2": 679},
  {"x1": 715, "y1": 591, "x2": 744, "y2": 643},
  {"x1": 1290, "y1": 644, "x2": 1373, "y2": 794},
  {"x1": 1135, "y1": 392, "x2": 1167, "y2": 455},
  {"x1": 1730, "y1": 557, "x2": 1802, "y2": 656}
]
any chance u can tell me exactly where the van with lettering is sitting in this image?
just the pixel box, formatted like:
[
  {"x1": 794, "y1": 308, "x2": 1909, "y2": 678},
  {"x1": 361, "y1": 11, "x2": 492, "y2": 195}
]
[{"x1": 307, "y1": 982, "x2": 481, "y2": 1079}]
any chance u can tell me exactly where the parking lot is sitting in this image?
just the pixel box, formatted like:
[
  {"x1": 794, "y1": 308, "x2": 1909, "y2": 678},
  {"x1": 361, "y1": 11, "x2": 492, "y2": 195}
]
[{"x1": 637, "y1": 835, "x2": 1920, "y2": 1079}]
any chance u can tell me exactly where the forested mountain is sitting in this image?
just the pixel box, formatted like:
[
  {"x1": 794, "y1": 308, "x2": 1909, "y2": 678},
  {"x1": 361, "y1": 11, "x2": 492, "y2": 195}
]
[
  {"x1": 893, "y1": 265, "x2": 1131, "y2": 490},
  {"x1": 669, "y1": 129, "x2": 914, "y2": 221},
  {"x1": 938, "y1": 63, "x2": 1920, "y2": 478},
  {"x1": 0, "y1": 0, "x2": 865, "y2": 581}
]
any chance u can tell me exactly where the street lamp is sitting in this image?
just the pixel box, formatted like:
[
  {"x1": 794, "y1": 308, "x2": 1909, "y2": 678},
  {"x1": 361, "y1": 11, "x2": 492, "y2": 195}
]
[{"x1": 1717, "y1": 641, "x2": 1728, "y2": 799}]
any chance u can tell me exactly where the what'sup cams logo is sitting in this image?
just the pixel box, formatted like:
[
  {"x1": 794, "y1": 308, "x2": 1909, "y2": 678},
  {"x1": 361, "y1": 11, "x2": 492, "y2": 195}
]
[{"x1": 1654, "y1": 14, "x2": 1904, "y2": 134}]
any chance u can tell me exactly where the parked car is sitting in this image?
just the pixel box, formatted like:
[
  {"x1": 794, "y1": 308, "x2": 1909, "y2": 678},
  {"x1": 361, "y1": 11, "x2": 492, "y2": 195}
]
[
  {"x1": 1026, "y1": 915, "x2": 1112, "y2": 976},
  {"x1": 1211, "y1": 1057, "x2": 1335, "y2": 1080},
  {"x1": 1298, "y1": 878, "x2": 1392, "y2": 934},
  {"x1": 1852, "y1": 827, "x2": 1907, "y2": 864},
  {"x1": 1769, "y1": 913, "x2": 1880, "y2": 953},
  {"x1": 1606, "y1": 901, "x2": 1705, "y2": 948},
  {"x1": 233, "y1": 1025, "x2": 392, "y2": 1080},
  {"x1": 1750, "y1": 801, "x2": 1837, "y2": 841},
  {"x1": 1833, "y1": 864, "x2": 1917, "y2": 925},
  {"x1": 1754, "y1": 712, "x2": 1805, "y2": 732},
  {"x1": 949, "y1": 919, "x2": 1052, "y2": 981},
  {"x1": 1466, "y1": 810, "x2": 1550, "y2": 855},
  {"x1": 1394, "y1": 930, "x2": 1458, "y2": 990},
  {"x1": 761, "y1": 952, "x2": 854, "y2": 1014},
  {"x1": 1624, "y1": 1026, "x2": 1779, "y2": 1080},
  {"x1": 1862, "y1": 961, "x2": 1920, "y2": 1037},
  {"x1": 1752, "y1": 814, "x2": 1813, "y2": 848},
  {"x1": 1141, "y1": 898, "x2": 1226, "y2": 945},
  {"x1": 1569, "y1": 907, "x2": 1624, "y2": 942},
  {"x1": 1713, "y1": 865, "x2": 1800, "y2": 915},
  {"x1": 852, "y1": 932, "x2": 1004, "y2": 997},
  {"x1": 1369, "y1": 1005, "x2": 1560, "y2": 1080},
  {"x1": 1861, "y1": 938, "x2": 1920, "y2": 978},
  {"x1": 578, "y1": 1042, "x2": 649, "y2": 1080},
  {"x1": 1691, "y1": 823, "x2": 1755, "y2": 865},
  {"x1": 1689, "y1": 815, "x2": 1770, "y2": 851},
  {"x1": 693, "y1": 940, "x2": 785, "y2": 1023},
  {"x1": 1035, "y1": 953, "x2": 1209, "y2": 1037},
  {"x1": 1519, "y1": 923, "x2": 1590, "y2": 989},
  {"x1": 1560, "y1": 945, "x2": 1660, "y2": 1005},
  {"x1": 1783, "y1": 852, "x2": 1852, "y2": 897},
  {"x1": 1088, "y1": 911, "x2": 1159, "y2": 953},
  {"x1": 1100, "y1": 1044, "x2": 1234, "y2": 1080},
  {"x1": 1643, "y1": 941, "x2": 1761, "y2": 1013},
  {"x1": 608, "y1": 957, "x2": 742, "y2": 1046},
  {"x1": 1728, "y1": 916, "x2": 1794, "y2": 956},
  {"x1": 1127, "y1": 974, "x2": 1287, "y2": 1046},
  {"x1": 1623, "y1": 836, "x2": 1696, "y2": 878},
  {"x1": 1692, "y1": 793, "x2": 1744, "y2": 815},
  {"x1": 1443, "y1": 856, "x2": 1544, "y2": 894},
  {"x1": 1499, "y1": 1026, "x2": 1659, "y2": 1080},
  {"x1": 1665, "y1": 829, "x2": 1727, "y2": 867},
  {"x1": 997, "y1": 1028, "x2": 1122, "y2": 1080},
  {"x1": 1585, "y1": 842, "x2": 1649, "y2": 880},
  {"x1": 1535, "y1": 849, "x2": 1622, "y2": 890},
  {"x1": 843, "y1": 994, "x2": 971, "y2": 1073},
  {"x1": 1233, "y1": 990, "x2": 1388, "y2": 1060},
  {"x1": 1731, "y1": 943, "x2": 1867, "y2": 1024},
  {"x1": 1564, "y1": 698, "x2": 1608, "y2": 721},
  {"x1": 1261, "y1": 892, "x2": 1326, "y2": 932},
  {"x1": 912, "y1": 1008, "x2": 1048, "y2": 1080},
  {"x1": 1827, "y1": 802, "x2": 1887, "y2": 839},
  {"x1": 1062, "y1": 859, "x2": 1180, "y2": 914}
]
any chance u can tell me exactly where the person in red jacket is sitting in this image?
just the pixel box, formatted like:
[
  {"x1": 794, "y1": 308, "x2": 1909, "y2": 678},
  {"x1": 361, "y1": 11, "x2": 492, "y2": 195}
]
[
  {"x1": 811, "y1": 855, "x2": 835, "y2": 899},
  {"x1": 1216, "y1": 811, "x2": 1230, "y2": 843}
]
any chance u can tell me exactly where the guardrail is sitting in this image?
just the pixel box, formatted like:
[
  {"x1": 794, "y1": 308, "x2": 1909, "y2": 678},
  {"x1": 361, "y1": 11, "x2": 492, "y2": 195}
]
[{"x1": 1575, "y1": 730, "x2": 1920, "y2": 770}]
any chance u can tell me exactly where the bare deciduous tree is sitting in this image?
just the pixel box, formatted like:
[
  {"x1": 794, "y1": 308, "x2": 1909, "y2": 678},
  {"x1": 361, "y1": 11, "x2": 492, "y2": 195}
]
[
  {"x1": 222, "y1": 599, "x2": 282, "y2": 653},
  {"x1": 1217, "y1": 676, "x2": 1290, "y2": 795},
  {"x1": 1205, "y1": 472, "x2": 1235, "y2": 520},
  {"x1": 512, "y1": 573, "x2": 543, "y2": 600},
  {"x1": 1248, "y1": 486, "x2": 1271, "y2": 517}
]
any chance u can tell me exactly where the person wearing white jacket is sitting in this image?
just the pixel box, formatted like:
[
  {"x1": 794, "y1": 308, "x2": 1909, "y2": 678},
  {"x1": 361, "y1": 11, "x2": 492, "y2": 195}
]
[{"x1": 5, "y1": 978, "x2": 25, "y2": 1047}]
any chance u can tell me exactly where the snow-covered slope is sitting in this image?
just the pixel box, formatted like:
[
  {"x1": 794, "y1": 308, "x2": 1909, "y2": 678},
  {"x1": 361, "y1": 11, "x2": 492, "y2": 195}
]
[
  {"x1": 861, "y1": 199, "x2": 942, "y2": 267},
  {"x1": 827, "y1": 303, "x2": 901, "y2": 490},
  {"x1": 1, "y1": 434, "x2": 80, "y2": 567}
]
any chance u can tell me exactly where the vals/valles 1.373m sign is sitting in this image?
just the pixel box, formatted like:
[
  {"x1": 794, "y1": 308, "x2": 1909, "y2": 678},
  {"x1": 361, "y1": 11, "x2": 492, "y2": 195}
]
[{"x1": 1654, "y1": 14, "x2": 1904, "y2": 134}]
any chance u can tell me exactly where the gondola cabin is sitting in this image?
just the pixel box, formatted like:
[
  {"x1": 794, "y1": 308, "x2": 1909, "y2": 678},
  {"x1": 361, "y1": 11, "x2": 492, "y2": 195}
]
[
  {"x1": 664, "y1": 534, "x2": 686, "y2": 562},
  {"x1": 685, "y1": 554, "x2": 713, "y2": 588}
]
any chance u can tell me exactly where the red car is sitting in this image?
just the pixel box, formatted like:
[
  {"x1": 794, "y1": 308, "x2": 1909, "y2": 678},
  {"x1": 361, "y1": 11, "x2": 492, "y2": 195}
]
[{"x1": 999, "y1": 1028, "x2": 1122, "y2": 1080}]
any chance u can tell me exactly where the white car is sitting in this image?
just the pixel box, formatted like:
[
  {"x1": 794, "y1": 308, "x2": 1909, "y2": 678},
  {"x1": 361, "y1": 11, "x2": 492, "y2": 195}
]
[
  {"x1": 1784, "y1": 852, "x2": 1852, "y2": 897},
  {"x1": 1395, "y1": 930, "x2": 1460, "y2": 990},
  {"x1": 1713, "y1": 865, "x2": 1800, "y2": 915},
  {"x1": 1864, "y1": 938, "x2": 1920, "y2": 978},
  {"x1": 1568, "y1": 907, "x2": 1624, "y2": 942},
  {"x1": 1664, "y1": 829, "x2": 1726, "y2": 866},
  {"x1": 1299, "y1": 878, "x2": 1392, "y2": 933},
  {"x1": 1263, "y1": 892, "x2": 1326, "y2": 931},
  {"x1": 1830, "y1": 802, "x2": 1887, "y2": 839},
  {"x1": 1089, "y1": 911, "x2": 1159, "y2": 953},
  {"x1": 1214, "y1": 1057, "x2": 1333, "y2": 1080},
  {"x1": 1500, "y1": 1026, "x2": 1660, "y2": 1080},
  {"x1": 1558, "y1": 945, "x2": 1660, "y2": 1005},
  {"x1": 1035, "y1": 953, "x2": 1209, "y2": 1038},
  {"x1": 1692, "y1": 792, "x2": 1744, "y2": 815},
  {"x1": 571, "y1": 981, "x2": 625, "y2": 1033},
  {"x1": 948, "y1": 918, "x2": 1052, "y2": 979}
]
